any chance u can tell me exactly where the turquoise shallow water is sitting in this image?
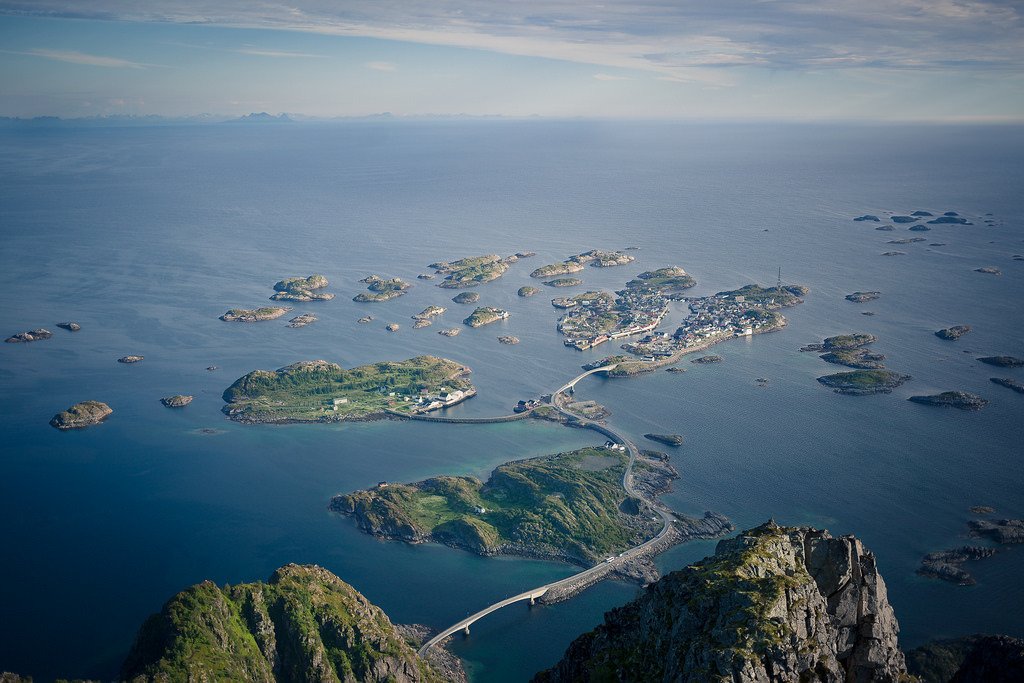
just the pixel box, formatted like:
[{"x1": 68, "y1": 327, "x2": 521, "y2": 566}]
[{"x1": 0, "y1": 121, "x2": 1022, "y2": 681}]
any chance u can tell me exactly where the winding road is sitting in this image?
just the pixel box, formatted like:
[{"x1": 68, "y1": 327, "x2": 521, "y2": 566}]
[{"x1": 418, "y1": 363, "x2": 677, "y2": 656}]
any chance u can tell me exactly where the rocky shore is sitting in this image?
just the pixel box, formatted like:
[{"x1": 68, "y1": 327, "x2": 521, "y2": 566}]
[
  {"x1": 817, "y1": 369, "x2": 911, "y2": 395},
  {"x1": 991, "y1": 377, "x2": 1024, "y2": 393},
  {"x1": 917, "y1": 546, "x2": 997, "y2": 585},
  {"x1": 643, "y1": 433, "x2": 683, "y2": 447}
]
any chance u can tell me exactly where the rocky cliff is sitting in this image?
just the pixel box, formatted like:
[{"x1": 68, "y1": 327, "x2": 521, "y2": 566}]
[
  {"x1": 534, "y1": 521, "x2": 907, "y2": 682},
  {"x1": 121, "y1": 564, "x2": 453, "y2": 683}
]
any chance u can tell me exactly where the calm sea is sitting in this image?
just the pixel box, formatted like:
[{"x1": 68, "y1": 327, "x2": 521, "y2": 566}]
[{"x1": 1, "y1": 121, "x2": 1022, "y2": 681}]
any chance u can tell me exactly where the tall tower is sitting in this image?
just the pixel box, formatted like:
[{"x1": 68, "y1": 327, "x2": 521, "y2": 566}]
[{"x1": 776, "y1": 266, "x2": 783, "y2": 292}]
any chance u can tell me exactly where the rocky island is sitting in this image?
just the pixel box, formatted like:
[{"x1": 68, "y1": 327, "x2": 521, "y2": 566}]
[
  {"x1": 49, "y1": 400, "x2": 112, "y2": 429},
  {"x1": 451, "y1": 291, "x2": 479, "y2": 304},
  {"x1": 975, "y1": 266, "x2": 1002, "y2": 275},
  {"x1": 978, "y1": 356, "x2": 1024, "y2": 367},
  {"x1": 543, "y1": 277, "x2": 583, "y2": 287},
  {"x1": 463, "y1": 306, "x2": 510, "y2": 328},
  {"x1": 518, "y1": 286, "x2": 539, "y2": 297},
  {"x1": 530, "y1": 249, "x2": 635, "y2": 278},
  {"x1": 969, "y1": 518, "x2": 1024, "y2": 544},
  {"x1": 854, "y1": 214, "x2": 881, "y2": 221},
  {"x1": 497, "y1": 335, "x2": 519, "y2": 345},
  {"x1": 56, "y1": 322, "x2": 80, "y2": 332},
  {"x1": 643, "y1": 433, "x2": 683, "y2": 447},
  {"x1": 220, "y1": 307, "x2": 291, "y2": 322},
  {"x1": 413, "y1": 306, "x2": 446, "y2": 321},
  {"x1": 816, "y1": 333, "x2": 885, "y2": 369},
  {"x1": 120, "y1": 564, "x2": 453, "y2": 683},
  {"x1": 535, "y1": 522, "x2": 908, "y2": 683},
  {"x1": 991, "y1": 377, "x2": 1024, "y2": 393},
  {"x1": 909, "y1": 391, "x2": 988, "y2": 410},
  {"x1": 845, "y1": 291, "x2": 880, "y2": 303},
  {"x1": 5, "y1": 328, "x2": 52, "y2": 343},
  {"x1": 817, "y1": 369, "x2": 911, "y2": 395},
  {"x1": 332, "y1": 446, "x2": 682, "y2": 567},
  {"x1": 221, "y1": 356, "x2": 475, "y2": 423},
  {"x1": 353, "y1": 275, "x2": 411, "y2": 302},
  {"x1": 918, "y1": 546, "x2": 997, "y2": 585},
  {"x1": 438, "y1": 328, "x2": 460, "y2": 337},
  {"x1": 118, "y1": 355, "x2": 144, "y2": 364},
  {"x1": 935, "y1": 325, "x2": 971, "y2": 340},
  {"x1": 428, "y1": 254, "x2": 511, "y2": 288},
  {"x1": 160, "y1": 395, "x2": 193, "y2": 408},
  {"x1": 625, "y1": 266, "x2": 696, "y2": 297},
  {"x1": 269, "y1": 274, "x2": 334, "y2": 302},
  {"x1": 287, "y1": 313, "x2": 317, "y2": 328},
  {"x1": 690, "y1": 355, "x2": 722, "y2": 364}
]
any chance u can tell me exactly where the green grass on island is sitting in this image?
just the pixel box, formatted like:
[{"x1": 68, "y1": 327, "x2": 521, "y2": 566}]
[
  {"x1": 625, "y1": 266, "x2": 696, "y2": 294},
  {"x1": 463, "y1": 306, "x2": 509, "y2": 327},
  {"x1": 715, "y1": 283, "x2": 807, "y2": 307},
  {"x1": 222, "y1": 355, "x2": 474, "y2": 423},
  {"x1": 332, "y1": 447, "x2": 650, "y2": 564},
  {"x1": 429, "y1": 254, "x2": 510, "y2": 288}
]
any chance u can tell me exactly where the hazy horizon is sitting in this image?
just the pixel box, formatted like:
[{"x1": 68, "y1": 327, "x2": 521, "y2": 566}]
[{"x1": 2, "y1": 1, "x2": 1023, "y2": 121}]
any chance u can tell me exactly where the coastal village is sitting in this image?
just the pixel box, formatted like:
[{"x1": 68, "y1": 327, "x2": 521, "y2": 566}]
[{"x1": 558, "y1": 278, "x2": 799, "y2": 359}]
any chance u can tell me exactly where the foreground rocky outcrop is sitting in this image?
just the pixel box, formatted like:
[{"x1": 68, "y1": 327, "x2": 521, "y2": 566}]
[
  {"x1": 534, "y1": 521, "x2": 907, "y2": 683},
  {"x1": 935, "y1": 325, "x2": 971, "y2": 341},
  {"x1": 50, "y1": 400, "x2": 112, "y2": 429},
  {"x1": 121, "y1": 564, "x2": 453, "y2": 683},
  {"x1": 906, "y1": 634, "x2": 1024, "y2": 682}
]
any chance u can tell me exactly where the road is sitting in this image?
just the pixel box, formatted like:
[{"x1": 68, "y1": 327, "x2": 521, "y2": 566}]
[{"x1": 419, "y1": 363, "x2": 677, "y2": 656}]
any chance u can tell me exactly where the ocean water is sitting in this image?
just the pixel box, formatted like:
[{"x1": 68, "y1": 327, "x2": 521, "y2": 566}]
[{"x1": 0, "y1": 120, "x2": 1022, "y2": 681}]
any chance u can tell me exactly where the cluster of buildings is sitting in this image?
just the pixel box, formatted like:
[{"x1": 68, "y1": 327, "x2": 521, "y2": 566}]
[
  {"x1": 408, "y1": 387, "x2": 476, "y2": 413},
  {"x1": 558, "y1": 288, "x2": 669, "y2": 351},
  {"x1": 622, "y1": 294, "x2": 778, "y2": 359}
]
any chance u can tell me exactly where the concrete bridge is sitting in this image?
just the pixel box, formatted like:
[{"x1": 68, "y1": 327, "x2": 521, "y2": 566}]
[{"x1": 418, "y1": 587, "x2": 550, "y2": 654}]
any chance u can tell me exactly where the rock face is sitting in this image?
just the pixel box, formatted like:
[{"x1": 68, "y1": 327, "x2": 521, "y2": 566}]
[
  {"x1": 5, "y1": 328, "x2": 52, "y2": 343},
  {"x1": 534, "y1": 522, "x2": 907, "y2": 683},
  {"x1": 50, "y1": 400, "x2": 112, "y2": 429},
  {"x1": 120, "y1": 564, "x2": 451, "y2": 683}
]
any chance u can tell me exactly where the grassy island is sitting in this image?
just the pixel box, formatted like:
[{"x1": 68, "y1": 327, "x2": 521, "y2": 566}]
[
  {"x1": 625, "y1": 266, "x2": 696, "y2": 296},
  {"x1": 463, "y1": 306, "x2": 510, "y2": 328},
  {"x1": 331, "y1": 447, "x2": 657, "y2": 564},
  {"x1": 222, "y1": 355, "x2": 475, "y2": 423},
  {"x1": 817, "y1": 369, "x2": 910, "y2": 395},
  {"x1": 270, "y1": 274, "x2": 334, "y2": 302},
  {"x1": 353, "y1": 275, "x2": 411, "y2": 302},
  {"x1": 715, "y1": 284, "x2": 806, "y2": 308},
  {"x1": 429, "y1": 254, "x2": 510, "y2": 288}
]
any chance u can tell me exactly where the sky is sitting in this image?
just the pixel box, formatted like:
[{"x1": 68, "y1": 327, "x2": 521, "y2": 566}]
[{"x1": 1, "y1": 0, "x2": 1023, "y2": 120}]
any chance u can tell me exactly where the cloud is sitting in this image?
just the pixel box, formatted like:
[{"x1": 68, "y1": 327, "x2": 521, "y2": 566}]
[
  {"x1": 235, "y1": 48, "x2": 322, "y2": 58},
  {"x1": 1, "y1": 0, "x2": 1021, "y2": 79},
  {"x1": 365, "y1": 61, "x2": 397, "y2": 71},
  {"x1": 20, "y1": 48, "x2": 153, "y2": 68},
  {"x1": 593, "y1": 73, "x2": 630, "y2": 81}
]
